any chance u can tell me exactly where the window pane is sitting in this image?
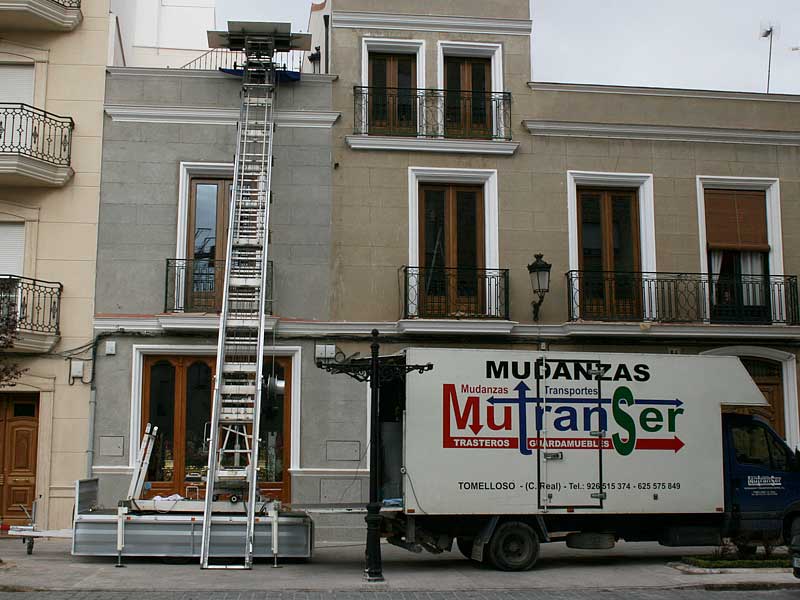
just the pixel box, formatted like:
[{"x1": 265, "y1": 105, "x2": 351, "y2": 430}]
[
  {"x1": 259, "y1": 361, "x2": 286, "y2": 483},
  {"x1": 611, "y1": 194, "x2": 638, "y2": 309},
  {"x1": 147, "y1": 361, "x2": 176, "y2": 482},
  {"x1": 456, "y1": 190, "x2": 479, "y2": 297},
  {"x1": 184, "y1": 361, "x2": 212, "y2": 483},
  {"x1": 193, "y1": 184, "x2": 218, "y2": 261},
  {"x1": 768, "y1": 432, "x2": 791, "y2": 471},
  {"x1": 470, "y1": 62, "x2": 488, "y2": 128},
  {"x1": 732, "y1": 424, "x2": 771, "y2": 467},
  {"x1": 397, "y1": 57, "x2": 413, "y2": 89},
  {"x1": 370, "y1": 55, "x2": 387, "y2": 88},
  {"x1": 445, "y1": 59, "x2": 462, "y2": 129},
  {"x1": 580, "y1": 193, "x2": 604, "y2": 307},
  {"x1": 423, "y1": 189, "x2": 447, "y2": 300}
]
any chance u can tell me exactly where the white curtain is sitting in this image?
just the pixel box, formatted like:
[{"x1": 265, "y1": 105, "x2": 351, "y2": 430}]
[
  {"x1": 740, "y1": 252, "x2": 765, "y2": 306},
  {"x1": 710, "y1": 250, "x2": 723, "y2": 302}
]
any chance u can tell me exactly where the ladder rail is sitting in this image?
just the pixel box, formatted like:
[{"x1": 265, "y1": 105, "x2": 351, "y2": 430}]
[{"x1": 199, "y1": 81, "x2": 253, "y2": 569}]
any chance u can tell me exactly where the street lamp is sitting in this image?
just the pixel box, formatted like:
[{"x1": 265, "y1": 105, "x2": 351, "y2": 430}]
[{"x1": 527, "y1": 254, "x2": 551, "y2": 321}]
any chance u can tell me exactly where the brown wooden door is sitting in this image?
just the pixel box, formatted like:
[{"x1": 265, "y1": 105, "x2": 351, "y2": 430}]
[
  {"x1": 186, "y1": 179, "x2": 232, "y2": 312},
  {"x1": 419, "y1": 184, "x2": 484, "y2": 317},
  {"x1": 578, "y1": 188, "x2": 641, "y2": 320},
  {"x1": 368, "y1": 53, "x2": 417, "y2": 135},
  {"x1": 141, "y1": 355, "x2": 292, "y2": 504},
  {"x1": 444, "y1": 56, "x2": 492, "y2": 138},
  {"x1": 740, "y1": 358, "x2": 785, "y2": 438},
  {"x1": 0, "y1": 394, "x2": 38, "y2": 527}
]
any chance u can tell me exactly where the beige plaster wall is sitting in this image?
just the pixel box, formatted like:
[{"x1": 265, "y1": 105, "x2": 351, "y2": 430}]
[
  {"x1": 333, "y1": 0, "x2": 531, "y2": 20},
  {"x1": 0, "y1": 0, "x2": 109, "y2": 529}
]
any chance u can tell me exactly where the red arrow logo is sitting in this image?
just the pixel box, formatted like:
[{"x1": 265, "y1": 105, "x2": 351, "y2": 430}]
[{"x1": 635, "y1": 437, "x2": 685, "y2": 453}]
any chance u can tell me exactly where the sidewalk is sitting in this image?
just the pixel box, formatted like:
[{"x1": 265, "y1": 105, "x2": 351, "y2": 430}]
[{"x1": 1, "y1": 537, "x2": 798, "y2": 592}]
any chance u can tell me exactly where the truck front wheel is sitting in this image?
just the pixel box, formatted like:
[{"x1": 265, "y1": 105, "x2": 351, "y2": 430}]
[{"x1": 487, "y1": 521, "x2": 540, "y2": 571}]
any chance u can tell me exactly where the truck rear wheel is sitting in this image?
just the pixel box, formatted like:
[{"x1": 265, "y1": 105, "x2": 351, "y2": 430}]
[{"x1": 487, "y1": 521, "x2": 540, "y2": 571}]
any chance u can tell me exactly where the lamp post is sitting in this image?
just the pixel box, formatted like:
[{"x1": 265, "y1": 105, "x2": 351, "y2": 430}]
[
  {"x1": 315, "y1": 331, "x2": 433, "y2": 582},
  {"x1": 527, "y1": 254, "x2": 552, "y2": 321}
]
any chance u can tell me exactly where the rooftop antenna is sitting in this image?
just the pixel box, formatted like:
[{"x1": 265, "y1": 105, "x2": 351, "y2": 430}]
[{"x1": 760, "y1": 23, "x2": 777, "y2": 93}]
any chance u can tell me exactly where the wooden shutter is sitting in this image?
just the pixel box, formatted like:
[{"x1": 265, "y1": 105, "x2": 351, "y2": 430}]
[
  {"x1": 704, "y1": 189, "x2": 769, "y2": 251},
  {"x1": 0, "y1": 223, "x2": 25, "y2": 276},
  {"x1": 0, "y1": 65, "x2": 34, "y2": 105}
]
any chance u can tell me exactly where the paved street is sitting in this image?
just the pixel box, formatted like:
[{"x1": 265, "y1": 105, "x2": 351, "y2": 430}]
[
  {"x1": 0, "y1": 592, "x2": 799, "y2": 600},
  {"x1": 1, "y1": 538, "x2": 798, "y2": 594}
]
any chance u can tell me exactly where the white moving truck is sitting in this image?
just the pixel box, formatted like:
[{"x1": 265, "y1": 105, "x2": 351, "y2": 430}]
[{"x1": 378, "y1": 348, "x2": 800, "y2": 571}]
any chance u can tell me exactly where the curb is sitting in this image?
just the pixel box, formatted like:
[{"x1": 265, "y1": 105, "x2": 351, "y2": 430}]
[{"x1": 669, "y1": 561, "x2": 791, "y2": 575}]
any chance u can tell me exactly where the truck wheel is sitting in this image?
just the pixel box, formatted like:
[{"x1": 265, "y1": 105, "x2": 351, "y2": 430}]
[
  {"x1": 456, "y1": 537, "x2": 474, "y2": 560},
  {"x1": 487, "y1": 521, "x2": 540, "y2": 571}
]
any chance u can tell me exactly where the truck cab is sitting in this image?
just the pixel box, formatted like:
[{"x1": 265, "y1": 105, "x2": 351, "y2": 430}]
[{"x1": 722, "y1": 413, "x2": 800, "y2": 548}]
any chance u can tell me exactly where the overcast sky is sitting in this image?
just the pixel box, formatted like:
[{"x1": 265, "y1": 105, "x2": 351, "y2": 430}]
[{"x1": 216, "y1": 0, "x2": 800, "y2": 94}]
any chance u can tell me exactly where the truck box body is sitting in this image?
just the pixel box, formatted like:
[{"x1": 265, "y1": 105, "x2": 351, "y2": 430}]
[{"x1": 403, "y1": 348, "x2": 768, "y2": 516}]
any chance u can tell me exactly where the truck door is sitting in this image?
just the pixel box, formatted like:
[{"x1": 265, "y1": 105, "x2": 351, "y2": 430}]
[
  {"x1": 536, "y1": 359, "x2": 604, "y2": 509},
  {"x1": 725, "y1": 416, "x2": 798, "y2": 539}
]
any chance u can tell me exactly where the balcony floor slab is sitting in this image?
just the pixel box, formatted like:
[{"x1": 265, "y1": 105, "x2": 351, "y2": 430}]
[
  {"x1": 0, "y1": 0, "x2": 82, "y2": 31},
  {"x1": 0, "y1": 154, "x2": 73, "y2": 187}
]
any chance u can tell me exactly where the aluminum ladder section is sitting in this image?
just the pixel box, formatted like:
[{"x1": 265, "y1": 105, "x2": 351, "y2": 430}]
[{"x1": 200, "y1": 54, "x2": 276, "y2": 570}]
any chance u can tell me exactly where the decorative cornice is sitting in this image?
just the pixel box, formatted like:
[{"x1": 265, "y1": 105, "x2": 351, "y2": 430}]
[
  {"x1": 524, "y1": 120, "x2": 800, "y2": 146},
  {"x1": 94, "y1": 315, "x2": 800, "y2": 341},
  {"x1": 0, "y1": 155, "x2": 73, "y2": 187},
  {"x1": 332, "y1": 11, "x2": 532, "y2": 36},
  {"x1": 397, "y1": 319, "x2": 516, "y2": 335},
  {"x1": 346, "y1": 135, "x2": 518, "y2": 155},
  {"x1": 528, "y1": 81, "x2": 800, "y2": 103},
  {"x1": 0, "y1": 0, "x2": 82, "y2": 31},
  {"x1": 104, "y1": 104, "x2": 340, "y2": 128}
]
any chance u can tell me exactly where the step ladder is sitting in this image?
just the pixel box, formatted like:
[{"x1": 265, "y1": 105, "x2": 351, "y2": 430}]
[{"x1": 199, "y1": 50, "x2": 277, "y2": 570}]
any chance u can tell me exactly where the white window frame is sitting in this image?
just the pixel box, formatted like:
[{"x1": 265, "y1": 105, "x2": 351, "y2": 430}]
[
  {"x1": 566, "y1": 170, "x2": 656, "y2": 319},
  {"x1": 360, "y1": 38, "x2": 426, "y2": 136},
  {"x1": 128, "y1": 344, "x2": 303, "y2": 473},
  {"x1": 437, "y1": 41, "x2": 504, "y2": 138},
  {"x1": 407, "y1": 166, "x2": 500, "y2": 317},
  {"x1": 696, "y1": 176, "x2": 783, "y2": 324},
  {"x1": 174, "y1": 162, "x2": 234, "y2": 311}
]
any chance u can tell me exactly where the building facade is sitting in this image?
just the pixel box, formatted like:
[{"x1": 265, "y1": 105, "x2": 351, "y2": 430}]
[
  {"x1": 89, "y1": 0, "x2": 800, "y2": 541},
  {"x1": 0, "y1": 0, "x2": 109, "y2": 529}
]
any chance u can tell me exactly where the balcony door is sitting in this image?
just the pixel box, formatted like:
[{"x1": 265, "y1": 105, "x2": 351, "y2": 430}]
[
  {"x1": 444, "y1": 56, "x2": 492, "y2": 138},
  {"x1": 186, "y1": 178, "x2": 232, "y2": 312},
  {"x1": 419, "y1": 184, "x2": 484, "y2": 317},
  {"x1": 368, "y1": 53, "x2": 417, "y2": 135},
  {"x1": 704, "y1": 189, "x2": 771, "y2": 324},
  {"x1": 142, "y1": 355, "x2": 291, "y2": 504},
  {"x1": 578, "y1": 188, "x2": 641, "y2": 320}
]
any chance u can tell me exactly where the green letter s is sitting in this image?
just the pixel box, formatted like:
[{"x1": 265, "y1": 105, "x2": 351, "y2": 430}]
[{"x1": 612, "y1": 386, "x2": 636, "y2": 456}]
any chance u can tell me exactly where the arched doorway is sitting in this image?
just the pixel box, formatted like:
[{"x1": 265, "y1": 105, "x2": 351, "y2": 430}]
[{"x1": 740, "y1": 357, "x2": 785, "y2": 437}]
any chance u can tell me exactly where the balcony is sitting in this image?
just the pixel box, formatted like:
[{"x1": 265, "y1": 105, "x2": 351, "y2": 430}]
[
  {"x1": 0, "y1": 104, "x2": 74, "y2": 186},
  {"x1": 165, "y1": 259, "x2": 273, "y2": 315},
  {"x1": 0, "y1": 275, "x2": 62, "y2": 353},
  {"x1": 349, "y1": 87, "x2": 517, "y2": 154},
  {"x1": 402, "y1": 266, "x2": 509, "y2": 320},
  {"x1": 566, "y1": 270, "x2": 799, "y2": 326},
  {"x1": 0, "y1": 0, "x2": 82, "y2": 31}
]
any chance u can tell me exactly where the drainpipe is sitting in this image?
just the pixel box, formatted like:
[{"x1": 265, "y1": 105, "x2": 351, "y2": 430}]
[{"x1": 87, "y1": 386, "x2": 96, "y2": 478}]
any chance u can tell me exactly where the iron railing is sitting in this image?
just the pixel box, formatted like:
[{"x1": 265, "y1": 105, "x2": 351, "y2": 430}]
[
  {"x1": 354, "y1": 86, "x2": 512, "y2": 141},
  {"x1": 45, "y1": 0, "x2": 81, "y2": 7},
  {"x1": 566, "y1": 270, "x2": 800, "y2": 325},
  {"x1": 402, "y1": 266, "x2": 509, "y2": 320},
  {"x1": 0, "y1": 276, "x2": 62, "y2": 336},
  {"x1": 0, "y1": 104, "x2": 74, "y2": 166},
  {"x1": 180, "y1": 48, "x2": 305, "y2": 72},
  {"x1": 165, "y1": 259, "x2": 273, "y2": 314}
]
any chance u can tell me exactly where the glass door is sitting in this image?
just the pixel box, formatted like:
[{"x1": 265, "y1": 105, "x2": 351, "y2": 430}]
[
  {"x1": 368, "y1": 53, "x2": 417, "y2": 135},
  {"x1": 444, "y1": 56, "x2": 492, "y2": 138}
]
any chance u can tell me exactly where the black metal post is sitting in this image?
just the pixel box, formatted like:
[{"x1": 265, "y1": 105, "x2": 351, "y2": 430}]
[{"x1": 365, "y1": 328, "x2": 384, "y2": 582}]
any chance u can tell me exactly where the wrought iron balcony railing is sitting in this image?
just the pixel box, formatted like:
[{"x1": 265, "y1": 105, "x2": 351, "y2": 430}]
[
  {"x1": 180, "y1": 48, "x2": 305, "y2": 72},
  {"x1": 0, "y1": 276, "x2": 62, "y2": 336},
  {"x1": 354, "y1": 87, "x2": 512, "y2": 141},
  {"x1": 402, "y1": 266, "x2": 509, "y2": 320},
  {"x1": 566, "y1": 270, "x2": 800, "y2": 325},
  {"x1": 165, "y1": 259, "x2": 273, "y2": 315},
  {"x1": 47, "y1": 0, "x2": 81, "y2": 6},
  {"x1": 0, "y1": 104, "x2": 74, "y2": 166}
]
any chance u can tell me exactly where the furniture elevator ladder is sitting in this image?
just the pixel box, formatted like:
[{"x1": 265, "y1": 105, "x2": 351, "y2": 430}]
[{"x1": 199, "y1": 52, "x2": 276, "y2": 570}]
